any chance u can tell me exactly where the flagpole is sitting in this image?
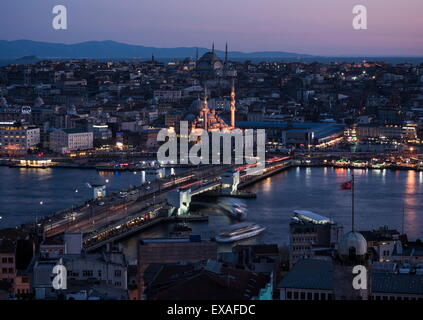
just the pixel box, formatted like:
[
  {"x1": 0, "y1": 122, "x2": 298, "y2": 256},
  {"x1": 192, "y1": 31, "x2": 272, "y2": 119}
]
[
  {"x1": 402, "y1": 204, "x2": 405, "y2": 235},
  {"x1": 352, "y1": 171, "x2": 355, "y2": 232}
]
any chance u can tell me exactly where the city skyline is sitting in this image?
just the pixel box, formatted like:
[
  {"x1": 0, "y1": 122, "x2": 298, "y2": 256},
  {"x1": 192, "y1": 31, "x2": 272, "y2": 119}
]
[
  {"x1": 1, "y1": 0, "x2": 423, "y2": 304},
  {"x1": 0, "y1": 0, "x2": 422, "y2": 56}
]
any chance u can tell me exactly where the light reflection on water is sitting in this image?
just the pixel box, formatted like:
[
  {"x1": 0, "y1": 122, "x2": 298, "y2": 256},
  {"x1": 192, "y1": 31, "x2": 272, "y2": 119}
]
[
  {"x1": 0, "y1": 167, "x2": 170, "y2": 227},
  {"x1": 121, "y1": 167, "x2": 423, "y2": 262},
  {"x1": 404, "y1": 170, "x2": 418, "y2": 232},
  {"x1": 0, "y1": 166, "x2": 422, "y2": 261}
]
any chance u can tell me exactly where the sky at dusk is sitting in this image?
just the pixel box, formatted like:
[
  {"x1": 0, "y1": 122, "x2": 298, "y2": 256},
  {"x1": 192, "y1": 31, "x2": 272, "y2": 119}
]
[{"x1": 0, "y1": 0, "x2": 422, "y2": 56}]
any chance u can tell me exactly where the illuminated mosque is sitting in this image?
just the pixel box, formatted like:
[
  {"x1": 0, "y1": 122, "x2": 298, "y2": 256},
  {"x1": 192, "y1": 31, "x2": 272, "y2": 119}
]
[
  {"x1": 181, "y1": 43, "x2": 239, "y2": 134},
  {"x1": 189, "y1": 83, "x2": 237, "y2": 133}
]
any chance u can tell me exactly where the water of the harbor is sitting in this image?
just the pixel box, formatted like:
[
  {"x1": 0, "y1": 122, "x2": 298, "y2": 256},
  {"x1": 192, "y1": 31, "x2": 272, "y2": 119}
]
[
  {"x1": 0, "y1": 166, "x2": 422, "y2": 264},
  {"x1": 0, "y1": 167, "x2": 167, "y2": 228}
]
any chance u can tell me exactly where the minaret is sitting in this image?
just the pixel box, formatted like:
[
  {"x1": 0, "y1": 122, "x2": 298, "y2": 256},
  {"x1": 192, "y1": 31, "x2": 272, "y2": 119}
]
[
  {"x1": 203, "y1": 87, "x2": 209, "y2": 132},
  {"x1": 196, "y1": 47, "x2": 199, "y2": 62},
  {"x1": 224, "y1": 42, "x2": 228, "y2": 67},
  {"x1": 212, "y1": 42, "x2": 215, "y2": 53},
  {"x1": 230, "y1": 79, "x2": 236, "y2": 128}
]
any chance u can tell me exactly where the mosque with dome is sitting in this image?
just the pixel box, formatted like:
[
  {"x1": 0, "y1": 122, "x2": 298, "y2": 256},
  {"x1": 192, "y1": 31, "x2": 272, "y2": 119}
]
[
  {"x1": 183, "y1": 43, "x2": 239, "y2": 133},
  {"x1": 195, "y1": 43, "x2": 237, "y2": 81},
  {"x1": 186, "y1": 83, "x2": 237, "y2": 133},
  {"x1": 196, "y1": 43, "x2": 226, "y2": 77}
]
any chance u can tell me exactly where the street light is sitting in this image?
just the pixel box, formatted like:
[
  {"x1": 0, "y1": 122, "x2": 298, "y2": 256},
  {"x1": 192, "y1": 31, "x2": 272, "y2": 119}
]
[
  {"x1": 72, "y1": 189, "x2": 79, "y2": 213},
  {"x1": 35, "y1": 201, "x2": 43, "y2": 232}
]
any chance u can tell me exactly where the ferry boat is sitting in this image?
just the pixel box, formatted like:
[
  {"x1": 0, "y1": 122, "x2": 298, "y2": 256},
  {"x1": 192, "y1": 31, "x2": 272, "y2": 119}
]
[
  {"x1": 215, "y1": 222, "x2": 266, "y2": 243},
  {"x1": 216, "y1": 198, "x2": 247, "y2": 220},
  {"x1": 333, "y1": 159, "x2": 350, "y2": 168},
  {"x1": 351, "y1": 160, "x2": 368, "y2": 168},
  {"x1": 369, "y1": 161, "x2": 386, "y2": 169}
]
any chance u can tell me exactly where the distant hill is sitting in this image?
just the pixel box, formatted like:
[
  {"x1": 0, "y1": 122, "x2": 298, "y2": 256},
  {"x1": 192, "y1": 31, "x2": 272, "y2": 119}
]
[{"x1": 0, "y1": 40, "x2": 314, "y2": 60}]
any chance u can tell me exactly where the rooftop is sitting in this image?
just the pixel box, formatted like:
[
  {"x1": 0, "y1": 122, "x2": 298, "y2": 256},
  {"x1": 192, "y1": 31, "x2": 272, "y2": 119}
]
[
  {"x1": 373, "y1": 273, "x2": 423, "y2": 295},
  {"x1": 278, "y1": 259, "x2": 333, "y2": 290},
  {"x1": 279, "y1": 259, "x2": 423, "y2": 295},
  {"x1": 293, "y1": 210, "x2": 332, "y2": 224},
  {"x1": 0, "y1": 239, "x2": 15, "y2": 254}
]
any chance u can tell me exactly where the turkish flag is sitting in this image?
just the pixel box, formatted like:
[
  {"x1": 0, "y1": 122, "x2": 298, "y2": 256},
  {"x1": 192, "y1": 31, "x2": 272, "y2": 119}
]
[{"x1": 340, "y1": 180, "x2": 352, "y2": 190}]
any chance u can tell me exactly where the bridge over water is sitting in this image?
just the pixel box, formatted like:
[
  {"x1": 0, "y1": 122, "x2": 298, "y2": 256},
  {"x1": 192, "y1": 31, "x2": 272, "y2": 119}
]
[{"x1": 42, "y1": 156, "x2": 292, "y2": 251}]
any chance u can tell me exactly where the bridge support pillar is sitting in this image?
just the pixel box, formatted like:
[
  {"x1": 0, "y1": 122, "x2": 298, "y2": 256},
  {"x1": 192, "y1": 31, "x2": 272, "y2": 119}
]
[
  {"x1": 167, "y1": 189, "x2": 192, "y2": 215},
  {"x1": 220, "y1": 170, "x2": 240, "y2": 194},
  {"x1": 92, "y1": 184, "x2": 106, "y2": 200}
]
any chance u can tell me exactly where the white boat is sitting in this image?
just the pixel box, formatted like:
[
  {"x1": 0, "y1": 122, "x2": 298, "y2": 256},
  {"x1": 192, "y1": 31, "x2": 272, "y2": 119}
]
[
  {"x1": 215, "y1": 222, "x2": 266, "y2": 243},
  {"x1": 216, "y1": 198, "x2": 248, "y2": 220}
]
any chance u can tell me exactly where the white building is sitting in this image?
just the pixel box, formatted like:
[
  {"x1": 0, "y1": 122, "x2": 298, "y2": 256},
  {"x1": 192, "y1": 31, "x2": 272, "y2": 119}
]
[
  {"x1": 32, "y1": 237, "x2": 128, "y2": 300},
  {"x1": 64, "y1": 251, "x2": 127, "y2": 290},
  {"x1": 0, "y1": 121, "x2": 40, "y2": 155},
  {"x1": 49, "y1": 128, "x2": 93, "y2": 154}
]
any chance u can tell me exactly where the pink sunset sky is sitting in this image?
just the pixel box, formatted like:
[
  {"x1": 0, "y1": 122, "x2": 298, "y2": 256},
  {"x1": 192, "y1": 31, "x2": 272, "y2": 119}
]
[{"x1": 0, "y1": 0, "x2": 422, "y2": 56}]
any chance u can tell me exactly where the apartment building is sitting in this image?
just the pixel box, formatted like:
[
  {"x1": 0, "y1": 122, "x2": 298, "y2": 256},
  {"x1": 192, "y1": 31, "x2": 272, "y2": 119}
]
[
  {"x1": 0, "y1": 121, "x2": 40, "y2": 155},
  {"x1": 49, "y1": 128, "x2": 93, "y2": 153}
]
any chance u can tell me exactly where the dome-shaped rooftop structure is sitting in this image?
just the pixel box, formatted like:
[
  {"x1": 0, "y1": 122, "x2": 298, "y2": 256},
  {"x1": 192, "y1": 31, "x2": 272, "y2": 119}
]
[
  {"x1": 0, "y1": 96, "x2": 7, "y2": 108},
  {"x1": 190, "y1": 98, "x2": 207, "y2": 114},
  {"x1": 196, "y1": 51, "x2": 223, "y2": 74},
  {"x1": 183, "y1": 57, "x2": 193, "y2": 64},
  {"x1": 183, "y1": 113, "x2": 196, "y2": 121},
  {"x1": 338, "y1": 231, "x2": 367, "y2": 263},
  {"x1": 34, "y1": 96, "x2": 44, "y2": 108}
]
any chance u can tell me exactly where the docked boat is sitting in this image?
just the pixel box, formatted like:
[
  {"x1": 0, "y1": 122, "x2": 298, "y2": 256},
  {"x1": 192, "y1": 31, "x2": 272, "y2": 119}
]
[
  {"x1": 215, "y1": 222, "x2": 266, "y2": 243},
  {"x1": 333, "y1": 159, "x2": 350, "y2": 167},
  {"x1": 351, "y1": 160, "x2": 368, "y2": 168},
  {"x1": 369, "y1": 161, "x2": 386, "y2": 169}
]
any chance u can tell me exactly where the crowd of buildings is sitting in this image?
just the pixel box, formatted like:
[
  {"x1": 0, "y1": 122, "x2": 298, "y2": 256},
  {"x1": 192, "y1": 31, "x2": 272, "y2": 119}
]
[
  {"x1": 1, "y1": 208, "x2": 422, "y2": 300},
  {"x1": 0, "y1": 48, "x2": 423, "y2": 158},
  {"x1": 1, "y1": 49, "x2": 423, "y2": 300}
]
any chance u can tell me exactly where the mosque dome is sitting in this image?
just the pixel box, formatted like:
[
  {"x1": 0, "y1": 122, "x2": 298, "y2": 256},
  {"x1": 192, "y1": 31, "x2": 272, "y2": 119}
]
[
  {"x1": 184, "y1": 113, "x2": 196, "y2": 121},
  {"x1": 34, "y1": 96, "x2": 44, "y2": 108},
  {"x1": 0, "y1": 97, "x2": 7, "y2": 108},
  {"x1": 197, "y1": 51, "x2": 223, "y2": 73},
  {"x1": 338, "y1": 231, "x2": 368, "y2": 262},
  {"x1": 183, "y1": 57, "x2": 193, "y2": 64},
  {"x1": 190, "y1": 99, "x2": 206, "y2": 114}
]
